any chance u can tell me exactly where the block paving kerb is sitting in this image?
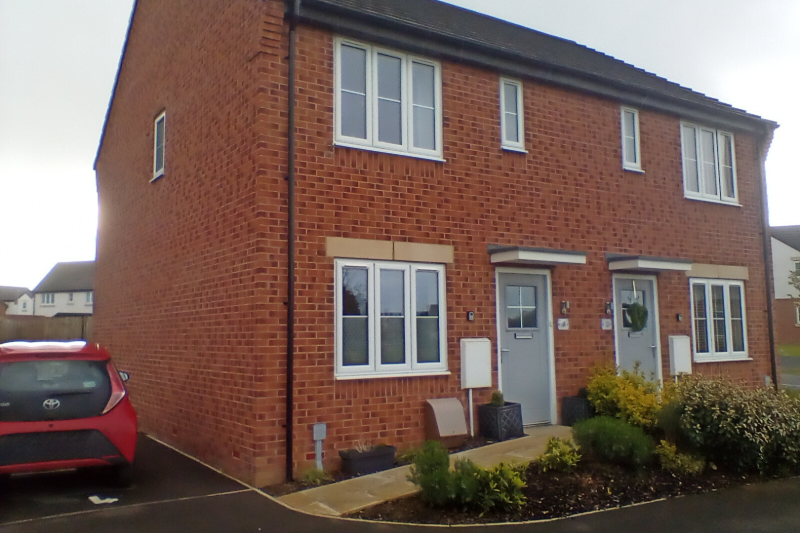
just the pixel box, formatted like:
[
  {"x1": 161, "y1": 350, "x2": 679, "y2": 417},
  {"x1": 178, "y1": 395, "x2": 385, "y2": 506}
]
[{"x1": 93, "y1": 0, "x2": 777, "y2": 486}]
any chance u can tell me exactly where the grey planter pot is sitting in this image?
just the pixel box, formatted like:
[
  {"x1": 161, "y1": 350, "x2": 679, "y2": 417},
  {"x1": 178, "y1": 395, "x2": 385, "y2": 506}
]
[
  {"x1": 338, "y1": 445, "x2": 397, "y2": 476},
  {"x1": 478, "y1": 402, "x2": 524, "y2": 441},
  {"x1": 561, "y1": 396, "x2": 593, "y2": 426}
]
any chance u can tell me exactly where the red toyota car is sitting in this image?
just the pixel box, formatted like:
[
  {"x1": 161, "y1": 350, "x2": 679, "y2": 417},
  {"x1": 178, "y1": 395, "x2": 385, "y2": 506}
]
[{"x1": 0, "y1": 341, "x2": 137, "y2": 484}]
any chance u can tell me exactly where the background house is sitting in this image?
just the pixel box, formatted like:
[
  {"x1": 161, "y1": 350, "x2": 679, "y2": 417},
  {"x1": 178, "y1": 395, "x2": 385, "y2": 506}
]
[
  {"x1": 94, "y1": 0, "x2": 777, "y2": 485},
  {"x1": 771, "y1": 226, "x2": 800, "y2": 348},
  {"x1": 31, "y1": 261, "x2": 95, "y2": 317},
  {"x1": 0, "y1": 287, "x2": 33, "y2": 316}
]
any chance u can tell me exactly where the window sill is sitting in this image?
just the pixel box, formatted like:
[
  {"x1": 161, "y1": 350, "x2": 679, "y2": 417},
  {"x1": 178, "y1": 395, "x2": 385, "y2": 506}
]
[
  {"x1": 334, "y1": 141, "x2": 445, "y2": 163},
  {"x1": 335, "y1": 370, "x2": 450, "y2": 381},
  {"x1": 623, "y1": 166, "x2": 645, "y2": 174},
  {"x1": 694, "y1": 355, "x2": 752, "y2": 363},
  {"x1": 684, "y1": 194, "x2": 741, "y2": 207},
  {"x1": 150, "y1": 173, "x2": 164, "y2": 183},
  {"x1": 502, "y1": 145, "x2": 528, "y2": 154}
]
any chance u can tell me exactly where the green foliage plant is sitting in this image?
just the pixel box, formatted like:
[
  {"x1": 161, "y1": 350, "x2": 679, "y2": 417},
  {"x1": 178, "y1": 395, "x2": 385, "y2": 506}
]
[
  {"x1": 408, "y1": 440, "x2": 452, "y2": 506},
  {"x1": 473, "y1": 462, "x2": 527, "y2": 513},
  {"x1": 655, "y1": 440, "x2": 705, "y2": 477},
  {"x1": 586, "y1": 363, "x2": 662, "y2": 430},
  {"x1": 572, "y1": 416, "x2": 655, "y2": 467},
  {"x1": 490, "y1": 390, "x2": 505, "y2": 407},
  {"x1": 534, "y1": 437, "x2": 581, "y2": 473},
  {"x1": 301, "y1": 468, "x2": 332, "y2": 486},
  {"x1": 675, "y1": 376, "x2": 800, "y2": 474}
]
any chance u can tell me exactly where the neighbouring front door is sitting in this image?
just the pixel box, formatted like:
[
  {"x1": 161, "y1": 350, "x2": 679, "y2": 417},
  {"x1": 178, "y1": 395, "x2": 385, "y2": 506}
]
[
  {"x1": 498, "y1": 272, "x2": 551, "y2": 425},
  {"x1": 614, "y1": 276, "x2": 660, "y2": 379}
]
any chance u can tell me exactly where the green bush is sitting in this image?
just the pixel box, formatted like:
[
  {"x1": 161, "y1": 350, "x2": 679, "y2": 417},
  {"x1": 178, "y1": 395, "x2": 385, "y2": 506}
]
[
  {"x1": 533, "y1": 437, "x2": 581, "y2": 473},
  {"x1": 573, "y1": 416, "x2": 655, "y2": 467},
  {"x1": 408, "y1": 441, "x2": 527, "y2": 512},
  {"x1": 490, "y1": 390, "x2": 505, "y2": 406},
  {"x1": 676, "y1": 377, "x2": 800, "y2": 474},
  {"x1": 656, "y1": 440, "x2": 705, "y2": 477},
  {"x1": 586, "y1": 364, "x2": 664, "y2": 430},
  {"x1": 300, "y1": 468, "x2": 332, "y2": 486}
]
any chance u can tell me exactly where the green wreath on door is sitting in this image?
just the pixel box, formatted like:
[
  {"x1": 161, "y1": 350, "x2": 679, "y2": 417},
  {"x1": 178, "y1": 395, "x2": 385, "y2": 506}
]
[{"x1": 627, "y1": 302, "x2": 648, "y2": 332}]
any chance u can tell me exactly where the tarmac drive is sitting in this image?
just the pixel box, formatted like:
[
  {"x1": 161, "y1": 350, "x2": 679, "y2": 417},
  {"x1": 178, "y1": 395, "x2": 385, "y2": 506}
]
[{"x1": 1, "y1": 435, "x2": 798, "y2": 533}]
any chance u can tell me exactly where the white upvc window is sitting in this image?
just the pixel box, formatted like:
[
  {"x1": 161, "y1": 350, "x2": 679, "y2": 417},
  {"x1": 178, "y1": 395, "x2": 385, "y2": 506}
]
[
  {"x1": 86, "y1": 292, "x2": 93, "y2": 304},
  {"x1": 41, "y1": 293, "x2": 54, "y2": 305},
  {"x1": 795, "y1": 304, "x2": 800, "y2": 326},
  {"x1": 68, "y1": 293, "x2": 74, "y2": 304},
  {"x1": 500, "y1": 78, "x2": 525, "y2": 152},
  {"x1": 690, "y1": 279, "x2": 748, "y2": 362},
  {"x1": 620, "y1": 107, "x2": 641, "y2": 171},
  {"x1": 152, "y1": 111, "x2": 166, "y2": 181},
  {"x1": 681, "y1": 122, "x2": 737, "y2": 204},
  {"x1": 335, "y1": 259, "x2": 448, "y2": 378},
  {"x1": 334, "y1": 37, "x2": 443, "y2": 160}
]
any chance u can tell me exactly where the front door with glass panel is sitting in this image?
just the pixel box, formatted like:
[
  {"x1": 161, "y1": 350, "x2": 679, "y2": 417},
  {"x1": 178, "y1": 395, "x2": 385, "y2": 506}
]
[
  {"x1": 614, "y1": 276, "x2": 660, "y2": 379},
  {"x1": 498, "y1": 272, "x2": 551, "y2": 425}
]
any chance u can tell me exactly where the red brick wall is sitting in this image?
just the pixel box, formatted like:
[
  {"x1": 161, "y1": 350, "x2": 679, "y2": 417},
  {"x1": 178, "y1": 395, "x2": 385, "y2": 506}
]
[
  {"x1": 774, "y1": 299, "x2": 800, "y2": 345},
  {"x1": 95, "y1": 4, "x2": 774, "y2": 485}
]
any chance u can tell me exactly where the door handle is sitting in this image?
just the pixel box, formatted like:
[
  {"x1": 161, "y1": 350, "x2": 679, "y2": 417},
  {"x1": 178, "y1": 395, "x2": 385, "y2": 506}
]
[{"x1": 501, "y1": 349, "x2": 510, "y2": 352}]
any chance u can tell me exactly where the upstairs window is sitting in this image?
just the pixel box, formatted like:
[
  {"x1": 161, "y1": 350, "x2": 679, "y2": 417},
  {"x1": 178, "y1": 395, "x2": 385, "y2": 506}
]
[
  {"x1": 500, "y1": 78, "x2": 525, "y2": 152},
  {"x1": 334, "y1": 38, "x2": 443, "y2": 160},
  {"x1": 681, "y1": 123, "x2": 737, "y2": 204},
  {"x1": 335, "y1": 259, "x2": 447, "y2": 378},
  {"x1": 41, "y1": 293, "x2": 54, "y2": 305},
  {"x1": 153, "y1": 111, "x2": 166, "y2": 181},
  {"x1": 690, "y1": 279, "x2": 748, "y2": 362},
  {"x1": 620, "y1": 107, "x2": 641, "y2": 171},
  {"x1": 86, "y1": 292, "x2": 93, "y2": 304}
]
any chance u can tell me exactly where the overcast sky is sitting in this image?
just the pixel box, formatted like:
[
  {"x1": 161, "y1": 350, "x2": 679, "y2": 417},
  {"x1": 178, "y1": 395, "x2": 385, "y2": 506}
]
[{"x1": 0, "y1": 0, "x2": 798, "y2": 290}]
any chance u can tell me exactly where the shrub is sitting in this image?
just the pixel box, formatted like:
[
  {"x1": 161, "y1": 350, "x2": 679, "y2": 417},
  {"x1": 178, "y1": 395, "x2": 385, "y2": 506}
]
[
  {"x1": 408, "y1": 441, "x2": 452, "y2": 506},
  {"x1": 301, "y1": 468, "x2": 332, "y2": 486},
  {"x1": 676, "y1": 376, "x2": 800, "y2": 474},
  {"x1": 655, "y1": 440, "x2": 705, "y2": 477},
  {"x1": 586, "y1": 364, "x2": 662, "y2": 430},
  {"x1": 533, "y1": 437, "x2": 581, "y2": 473},
  {"x1": 573, "y1": 416, "x2": 655, "y2": 467},
  {"x1": 408, "y1": 441, "x2": 527, "y2": 512},
  {"x1": 490, "y1": 390, "x2": 505, "y2": 406},
  {"x1": 473, "y1": 462, "x2": 527, "y2": 513}
]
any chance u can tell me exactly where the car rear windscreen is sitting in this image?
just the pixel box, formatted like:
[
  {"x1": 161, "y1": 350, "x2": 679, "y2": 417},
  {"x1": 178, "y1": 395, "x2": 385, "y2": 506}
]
[{"x1": 0, "y1": 360, "x2": 112, "y2": 422}]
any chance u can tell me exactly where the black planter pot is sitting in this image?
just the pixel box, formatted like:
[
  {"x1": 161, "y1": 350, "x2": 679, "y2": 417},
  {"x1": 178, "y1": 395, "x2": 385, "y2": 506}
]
[
  {"x1": 561, "y1": 396, "x2": 593, "y2": 426},
  {"x1": 478, "y1": 402, "x2": 524, "y2": 441},
  {"x1": 338, "y1": 445, "x2": 397, "y2": 476}
]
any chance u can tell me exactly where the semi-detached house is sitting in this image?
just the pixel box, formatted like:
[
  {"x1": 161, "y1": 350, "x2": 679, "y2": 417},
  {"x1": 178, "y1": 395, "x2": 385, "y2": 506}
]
[{"x1": 94, "y1": 0, "x2": 779, "y2": 485}]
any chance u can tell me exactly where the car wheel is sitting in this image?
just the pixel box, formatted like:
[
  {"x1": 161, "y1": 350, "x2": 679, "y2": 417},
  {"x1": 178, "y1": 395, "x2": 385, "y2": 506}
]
[{"x1": 109, "y1": 464, "x2": 134, "y2": 487}]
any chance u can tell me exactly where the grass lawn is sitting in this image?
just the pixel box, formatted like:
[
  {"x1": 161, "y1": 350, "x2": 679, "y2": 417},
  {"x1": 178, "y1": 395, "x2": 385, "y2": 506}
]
[{"x1": 778, "y1": 344, "x2": 800, "y2": 357}]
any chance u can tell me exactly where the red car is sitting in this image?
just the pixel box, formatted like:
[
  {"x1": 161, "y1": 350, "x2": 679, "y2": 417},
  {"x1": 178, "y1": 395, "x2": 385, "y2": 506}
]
[{"x1": 0, "y1": 341, "x2": 137, "y2": 484}]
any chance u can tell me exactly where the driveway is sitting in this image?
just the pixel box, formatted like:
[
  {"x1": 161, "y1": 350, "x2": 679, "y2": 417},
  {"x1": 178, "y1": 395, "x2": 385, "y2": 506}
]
[
  {"x1": 2, "y1": 436, "x2": 798, "y2": 533},
  {"x1": 780, "y1": 355, "x2": 800, "y2": 389}
]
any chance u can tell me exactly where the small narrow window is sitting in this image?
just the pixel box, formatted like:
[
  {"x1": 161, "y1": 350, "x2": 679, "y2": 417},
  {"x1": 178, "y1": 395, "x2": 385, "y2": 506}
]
[
  {"x1": 620, "y1": 107, "x2": 641, "y2": 171},
  {"x1": 153, "y1": 111, "x2": 166, "y2": 181},
  {"x1": 86, "y1": 292, "x2": 93, "y2": 304},
  {"x1": 500, "y1": 78, "x2": 525, "y2": 151},
  {"x1": 68, "y1": 293, "x2": 74, "y2": 303}
]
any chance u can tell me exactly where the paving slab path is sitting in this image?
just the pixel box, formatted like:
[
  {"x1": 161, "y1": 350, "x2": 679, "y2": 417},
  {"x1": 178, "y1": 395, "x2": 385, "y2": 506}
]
[{"x1": 278, "y1": 424, "x2": 572, "y2": 516}]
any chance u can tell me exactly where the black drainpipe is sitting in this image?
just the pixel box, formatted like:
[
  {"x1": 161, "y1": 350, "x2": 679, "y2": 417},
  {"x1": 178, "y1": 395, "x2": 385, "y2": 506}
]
[
  {"x1": 757, "y1": 128, "x2": 778, "y2": 389},
  {"x1": 285, "y1": 0, "x2": 300, "y2": 482}
]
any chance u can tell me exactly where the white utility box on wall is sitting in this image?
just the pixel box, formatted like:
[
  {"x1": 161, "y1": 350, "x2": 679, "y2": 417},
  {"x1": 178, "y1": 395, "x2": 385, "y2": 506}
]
[
  {"x1": 669, "y1": 335, "x2": 692, "y2": 375},
  {"x1": 460, "y1": 338, "x2": 492, "y2": 389}
]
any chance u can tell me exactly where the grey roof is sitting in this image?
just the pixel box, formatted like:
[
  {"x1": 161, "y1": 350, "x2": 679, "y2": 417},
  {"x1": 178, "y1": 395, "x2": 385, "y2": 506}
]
[
  {"x1": 299, "y1": 0, "x2": 777, "y2": 133},
  {"x1": 33, "y1": 261, "x2": 95, "y2": 293},
  {"x1": 0, "y1": 286, "x2": 30, "y2": 302},
  {"x1": 772, "y1": 226, "x2": 800, "y2": 252}
]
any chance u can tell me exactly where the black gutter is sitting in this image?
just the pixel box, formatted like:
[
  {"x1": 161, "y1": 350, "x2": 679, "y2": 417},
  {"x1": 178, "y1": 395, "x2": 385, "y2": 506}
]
[
  {"x1": 757, "y1": 128, "x2": 779, "y2": 389},
  {"x1": 285, "y1": 0, "x2": 300, "y2": 482}
]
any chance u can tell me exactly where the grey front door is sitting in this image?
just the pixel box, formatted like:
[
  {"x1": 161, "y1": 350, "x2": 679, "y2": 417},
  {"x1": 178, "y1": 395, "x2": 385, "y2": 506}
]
[
  {"x1": 498, "y1": 272, "x2": 551, "y2": 425},
  {"x1": 614, "y1": 277, "x2": 660, "y2": 379}
]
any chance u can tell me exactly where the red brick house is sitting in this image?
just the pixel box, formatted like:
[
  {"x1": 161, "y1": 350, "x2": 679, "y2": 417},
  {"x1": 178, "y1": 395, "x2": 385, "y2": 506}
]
[
  {"x1": 94, "y1": 0, "x2": 779, "y2": 485},
  {"x1": 771, "y1": 227, "x2": 800, "y2": 346}
]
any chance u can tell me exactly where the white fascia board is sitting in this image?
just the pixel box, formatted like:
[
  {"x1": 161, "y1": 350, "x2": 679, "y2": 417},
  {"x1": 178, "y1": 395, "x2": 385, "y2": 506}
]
[
  {"x1": 490, "y1": 249, "x2": 587, "y2": 266},
  {"x1": 608, "y1": 258, "x2": 692, "y2": 272}
]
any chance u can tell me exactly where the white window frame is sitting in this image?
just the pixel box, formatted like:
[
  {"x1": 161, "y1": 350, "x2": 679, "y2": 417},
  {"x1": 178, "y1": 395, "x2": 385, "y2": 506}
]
[
  {"x1": 67, "y1": 293, "x2": 74, "y2": 305},
  {"x1": 86, "y1": 292, "x2": 93, "y2": 305},
  {"x1": 152, "y1": 111, "x2": 166, "y2": 181},
  {"x1": 41, "y1": 293, "x2": 54, "y2": 305},
  {"x1": 689, "y1": 279, "x2": 749, "y2": 362},
  {"x1": 680, "y1": 122, "x2": 738, "y2": 205},
  {"x1": 334, "y1": 259, "x2": 448, "y2": 378},
  {"x1": 499, "y1": 77, "x2": 526, "y2": 152},
  {"x1": 620, "y1": 107, "x2": 642, "y2": 172},
  {"x1": 333, "y1": 37, "x2": 444, "y2": 161}
]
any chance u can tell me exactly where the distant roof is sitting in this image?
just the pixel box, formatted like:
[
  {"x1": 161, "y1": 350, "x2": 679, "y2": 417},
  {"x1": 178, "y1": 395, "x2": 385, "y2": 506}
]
[
  {"x1": 299, "y1": 0, "x2": 777, "y2": 133},
  {"x1": 772, "y1": 226, "x2": 800, "y2": 252},
  {"x1": 0, "y1": 286, "x2": 30, "y2": 302},
  {"x1": 33, "y1": 261, "x2": 95, "y2": 293}
]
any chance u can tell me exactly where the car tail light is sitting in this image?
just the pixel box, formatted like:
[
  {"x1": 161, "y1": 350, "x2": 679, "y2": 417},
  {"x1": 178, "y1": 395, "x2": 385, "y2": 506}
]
[{"x1": 103, "y1": 361, "x2": 127, "y2": 414}]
